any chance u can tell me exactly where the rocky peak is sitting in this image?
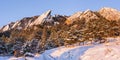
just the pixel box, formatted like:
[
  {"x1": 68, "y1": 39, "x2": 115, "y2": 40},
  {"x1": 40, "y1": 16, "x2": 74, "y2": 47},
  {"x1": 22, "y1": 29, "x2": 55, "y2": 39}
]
[
  {"x1": 83, "y1": 9, "x2": 91, "y2": 14},
  {"x1": 70, "y1": 12, "x2": 82, "y2": 19},
  {"x1": 65, "y1": 11, "x2": 82, "y2": 25},
  {"x1": 11, "y1": 21, "x2": 20, "y2": 29},
  {"x1": 0, "y1": 10, "x2": 54, "y2": 32},
  {"x1": 0, "y1": 16, "x2": 38, "y2": 32},
  {"x1": 99, "y1": 7, "x2": 120, "y2": 21},
  {"x1": 28, "y1": 10, "x2": 52, "y2": 26},
  {"x1": 80, "y1": 9, "x2": 99, "y2": 21},
  {"x1": 1, "y1": 25, "x2": 10, "y2": 32},
  {"x1": 65, "y1": 9, "x2": 99, "y2": 25}
]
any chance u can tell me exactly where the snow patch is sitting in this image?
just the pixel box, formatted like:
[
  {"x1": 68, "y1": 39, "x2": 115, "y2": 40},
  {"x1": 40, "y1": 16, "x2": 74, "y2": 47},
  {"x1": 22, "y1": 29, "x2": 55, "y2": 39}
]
[{"x1": 0, "y1": 39, "x2": 120, "y2": 60}]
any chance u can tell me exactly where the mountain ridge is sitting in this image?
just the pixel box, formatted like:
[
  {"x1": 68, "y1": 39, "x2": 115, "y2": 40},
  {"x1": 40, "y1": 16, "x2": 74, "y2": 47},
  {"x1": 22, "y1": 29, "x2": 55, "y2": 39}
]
[{"x1": 1, "y1": 7, "x2": 120, "y2": 32}]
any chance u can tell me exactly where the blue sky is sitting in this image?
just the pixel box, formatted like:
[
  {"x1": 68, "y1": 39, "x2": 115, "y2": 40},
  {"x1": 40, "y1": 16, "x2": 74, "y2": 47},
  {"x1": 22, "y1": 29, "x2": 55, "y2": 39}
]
[{"x1": 0, "y1": 0, "x2": 119, "y2": 27}]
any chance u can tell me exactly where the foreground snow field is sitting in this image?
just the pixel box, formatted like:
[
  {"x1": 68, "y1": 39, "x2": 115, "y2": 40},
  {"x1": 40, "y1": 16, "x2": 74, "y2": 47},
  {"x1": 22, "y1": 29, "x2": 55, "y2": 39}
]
[{"x1": 1, "y1": 38, "x2": 120, "y2": 60}]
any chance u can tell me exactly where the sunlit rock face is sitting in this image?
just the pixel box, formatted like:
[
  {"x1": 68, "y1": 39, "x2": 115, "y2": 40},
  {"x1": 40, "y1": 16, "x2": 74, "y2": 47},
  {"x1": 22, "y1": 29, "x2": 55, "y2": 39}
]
[
  {"x1": 80, "y1": 10, "x2": 99, "y2": 22},
  {"x1": 1, "y1": 25, "x2": 10, "y2": 32},
  {"x1": 29, "y1": 10, "x2": 52, "y2": 26},
  {"x1": 66, "y1": 7, "x2": 120, "y2": 25},
  {"x1": 0, "y1": 22, "x2": 15, "y2": 32},
  {"x1": 65, "y1": 12, "x2": 82, "y2": 25},
  {"x1": 65, "y1": 9, "x2": 99, "y2": 25},
  {"x1": 0, "y1": 16, "x2": 37, "y2": 32},
  {"x1": 0, "y1": 10, "x2": 52, "y2": 32},
  {"x1": 99, "y1": 7, "x2": 120, "y2": 21}
]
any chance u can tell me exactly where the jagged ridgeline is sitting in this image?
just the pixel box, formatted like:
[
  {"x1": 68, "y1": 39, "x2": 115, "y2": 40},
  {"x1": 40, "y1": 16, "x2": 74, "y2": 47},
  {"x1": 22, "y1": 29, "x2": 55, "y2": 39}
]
[{"x1": 0, "y1": 7, "x2": 120, "y2": 56}]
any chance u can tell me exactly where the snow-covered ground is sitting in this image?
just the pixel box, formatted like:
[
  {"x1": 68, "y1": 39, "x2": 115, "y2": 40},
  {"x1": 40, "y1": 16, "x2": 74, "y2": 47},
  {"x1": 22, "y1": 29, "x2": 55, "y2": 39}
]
[{"x1": 1, "y1": 38, "x2": 120, "y2": 60}]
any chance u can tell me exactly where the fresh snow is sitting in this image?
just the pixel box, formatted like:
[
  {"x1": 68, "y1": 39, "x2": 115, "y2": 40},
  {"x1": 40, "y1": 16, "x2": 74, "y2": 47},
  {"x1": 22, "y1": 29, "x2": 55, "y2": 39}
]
[{"x1": 0, "y1": 38, "x2": 120, "y2": 60}]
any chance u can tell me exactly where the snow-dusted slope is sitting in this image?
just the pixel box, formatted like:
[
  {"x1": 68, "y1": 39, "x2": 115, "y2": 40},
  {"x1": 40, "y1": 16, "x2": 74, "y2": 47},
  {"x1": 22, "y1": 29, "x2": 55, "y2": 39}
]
[
  {"x1": 81, "y1": 44, "x2": 120, "y2": 60},
  {"x1": 1, "y1": 38, "x2": 120, "y2": 60},
  {"x1": 39, "y1": 45, "x2": 93, "y2": 60},
  {"x1": 39, "y1": 40, "x2": 120, "y2": 60}
]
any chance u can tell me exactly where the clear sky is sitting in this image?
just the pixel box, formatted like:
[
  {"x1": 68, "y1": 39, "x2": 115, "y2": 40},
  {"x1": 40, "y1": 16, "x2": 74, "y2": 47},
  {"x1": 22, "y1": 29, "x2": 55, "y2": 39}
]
[{"x1": 0, "y1": 0, "x2": 119, "y2": 27}]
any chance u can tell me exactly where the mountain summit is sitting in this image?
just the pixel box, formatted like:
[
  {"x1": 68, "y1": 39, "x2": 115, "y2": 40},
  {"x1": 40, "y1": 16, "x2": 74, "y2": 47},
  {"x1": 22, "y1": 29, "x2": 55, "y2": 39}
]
[
  {"x1": 99, "y1": 7, "x2": 120, "y2": 21},
  {"x1": 28, "y1": 10, "x2": 52, "y2": 26}
]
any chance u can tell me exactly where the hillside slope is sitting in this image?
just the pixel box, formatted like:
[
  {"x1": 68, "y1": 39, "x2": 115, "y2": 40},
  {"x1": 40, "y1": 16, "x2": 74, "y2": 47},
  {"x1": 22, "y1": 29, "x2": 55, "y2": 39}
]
[
  {"x1": 0, "y1": 7, "x2": 120, "y2": 59},
  {"x1": 39, "y1": 38, "x2": 120, "y2": 60},
  {"x1": 0, "y1": 38, "x2": 119, "y2": 60}
]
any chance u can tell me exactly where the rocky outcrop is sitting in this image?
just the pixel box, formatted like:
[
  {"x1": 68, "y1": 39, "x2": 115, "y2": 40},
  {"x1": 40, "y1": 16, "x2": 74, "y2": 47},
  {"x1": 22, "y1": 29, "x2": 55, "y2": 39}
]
[
  {"x1": 65, "y1": 12, "x2": 82, "y2": 25},
  {"x1": 65, "y1": 9, "x2": 99, "y2": 25},
  {"x1": 0, "y1": 22, "x2": 15, "y2": 32},
  {"x1": 66, "y1": 7, "x2": 120, "y2": 25},
  {"x1": 29, "y1": 10, "x2": 52, "y2": 26},
  {"x1": 80, "y1": 9, "x2": 99, "y2": 21},
  {"x1": 0, "y1": 10, "x2": 53, "y2": 32},
  {"x1": 0, "y1": 16, "x2": 38, "y2": 32},
  {"x1": 1, "y1": 25, "x2": 10, "y2": 32},
  {"x1": 99, "y1": 7, "x2": 120, "y2": 21}
]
